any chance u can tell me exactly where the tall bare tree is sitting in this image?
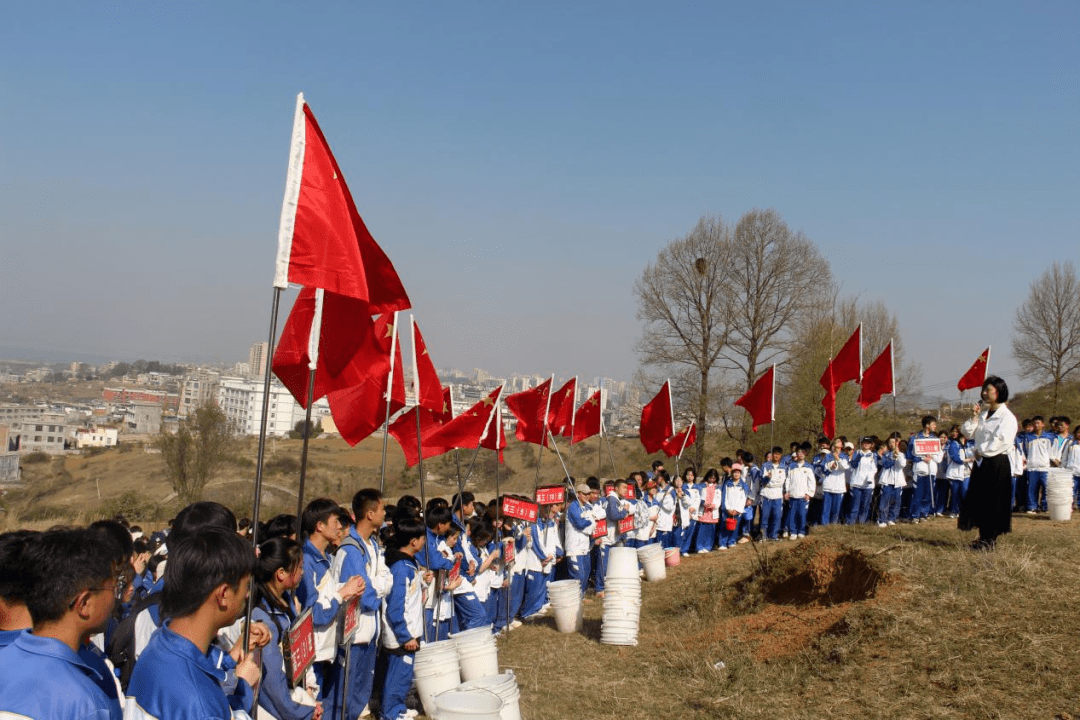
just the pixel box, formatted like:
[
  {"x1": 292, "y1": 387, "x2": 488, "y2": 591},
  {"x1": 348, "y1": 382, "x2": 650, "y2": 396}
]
[
  {"x1": 634, "y1": 215, "x2": 734, "y2": 468},
  {"x1": 157, "y1": 402, "x2": 236, "y2": 505},
  {"x1": 1012, "y1": 261, "x2": 1080, "y2": 409},
  {"x1": 720, "y1": 209, "x2": 833, "y2": 441}
]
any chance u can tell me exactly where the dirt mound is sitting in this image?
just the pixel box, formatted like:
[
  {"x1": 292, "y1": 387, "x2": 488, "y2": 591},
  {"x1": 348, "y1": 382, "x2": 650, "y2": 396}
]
[{"x1": 732, "y1": 538, "x2": 889, "y2": 613}]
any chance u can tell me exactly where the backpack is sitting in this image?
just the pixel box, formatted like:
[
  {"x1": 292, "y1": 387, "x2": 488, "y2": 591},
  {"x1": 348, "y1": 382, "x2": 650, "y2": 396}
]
[{"x1": 107, "y1": 591, "x2": 161, "y2": 691}]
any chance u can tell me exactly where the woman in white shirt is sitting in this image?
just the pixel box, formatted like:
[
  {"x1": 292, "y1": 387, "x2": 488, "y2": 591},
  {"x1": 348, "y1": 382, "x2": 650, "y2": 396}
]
[{"x1": 958, "y1": 376, "x2": 1018, "y2": 550}]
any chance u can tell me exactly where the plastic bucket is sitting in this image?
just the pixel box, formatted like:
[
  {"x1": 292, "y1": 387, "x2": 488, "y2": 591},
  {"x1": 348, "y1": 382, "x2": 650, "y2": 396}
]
[
  {"x1": 553, "y1": 598, "x2": 581, "y2": 633},
  {"x1": 435, "y1": 688, "x2": 505, "y2": 720},
  {"x1": 458, "y1": 644, "x2": 500, "y2": 682},
  {"x1": 664, "y1": 547, "x2": 681, "y2": 566},
  {"x1": 606, "y1": 546, "x2": 640, "y2": 578},
  {"x1": 725, "y1": 516, "x2": 738, "y2": 531},
  {"x1": 1049, "y1": 503, "x2": 1072, "y2": 522},
  {"x1": 415, "y1": 648, "x2": 463, "y2": 718},
  {"x1": 459, "y1": 673, "x2": 522, "y2": 720}
]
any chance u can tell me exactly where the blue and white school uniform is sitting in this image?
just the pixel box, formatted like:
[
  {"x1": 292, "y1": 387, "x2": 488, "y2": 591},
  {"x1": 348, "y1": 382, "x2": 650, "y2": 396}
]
[
  {"x1": 876, "y1": 451, "x2": 906, "y2": 524},
  {"x1": 1023, "y1": 431, "x2": 1056, "y2": 511},
  {"x1": 945, "y1": 439, "x2": 970, "y2": 517},
  {"x1": 718, "y1": 479, "x2": 748, "y2": 548},
  {"x1": 520, "y1": 521, "x2": 551, "y2": 619},
  {"x1": 676, "y1": 482, "x2": 700, "y2": 553},
  {"x1": 819, "y1": 453, "x2": 850, "y2": 525},
  {"x1": 449, "y1": 523, "x2": 488, "y2": 633},
  {"x1": 654, "y1": 486, "x2": 677, "y2": 548},
  {"x1": 846, "y1": 450, "x2": 878, "y2": 524},
  {"x1": 742, "y1": 464, "x2": 762, "y2": 538},
  {"x1": 418, "y1": 532, "x2": 455, "y2": 641},
  {"x1": 906, "y1": 433, "x2": 942, "y2": 520},
  {"x1": 381, "y1": 549, "x2": 425, "y2": 720},
  {"x1": 1063, "y1": 439, "x2": 1080, "y2": 508},
  {"x1": 252, "y1": 597, "x2": 317, "y2": 720},
  {"x1": 564, "y1": 498, "x2": 597, "y2": 595},
  {"x1": 785, "y1": 463, "x2": 815, "y2": 537},
  {"x1": 759, "y1": 462, "x2": 786, "y2": 540}
]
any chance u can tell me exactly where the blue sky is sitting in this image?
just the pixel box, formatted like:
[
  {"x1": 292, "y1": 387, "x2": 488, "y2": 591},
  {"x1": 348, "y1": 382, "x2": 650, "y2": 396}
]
[{"x1": 1, "y1": 1, "x2": 1076, "y2": 397}]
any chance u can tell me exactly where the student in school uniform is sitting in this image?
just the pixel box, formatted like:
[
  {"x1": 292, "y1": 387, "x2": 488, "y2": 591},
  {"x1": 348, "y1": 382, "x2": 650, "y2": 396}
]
[
  {"x1": 695, "y1": 469, "x2": 722, "y2": 553},
  {"x1": 740, "y1": 453, "x2": 761, "y2": 542},
  {"x1": 1022, "y1": 415, "x2": 1056, "y2": 513},
  {"x1": 654, "y1": 473, "x2": 678, "y2": 548},
  {"x1": 877, "y1": 436, "x2": 907, "y2": 526},
  {"x1": 0, "y1": 530, "x2": 36, "y2": 649},
  {"x1": 785, "y1": 448, "x2": 815, "y2": 539},
  {"x1": 1063, "y1": 426, "x2": 1080, "y2": 509},
  {"x1": 718, "y1": 465, "x2": 750, "y2": 550},
  {"x1": 906, "y1": 416, "x2": 944, "y2": 522},
  {"x1": 564, "y1": 483, "x2": 600, "y2": 596},
  {"x1": 945, "y1": 432, "x2": 971, "y2": 519},
  {"x1": 759, "y1": 448, "x2": 787, "y2": 541},
  {"x1": 380, "y1": 517, "x2": 427, "y2": 720},
  {"x1": 846, "y1": 437, "x2": 879, "y2": 525},
  {"x1": 126, "y1": 528, "x2": 261, "y2": 720},
  {"x1": 675, "y1": 469, "x2": 700, "y2": 554},
  {"x1": 819, "y1": 438, "x2": 850, "y2": 525}
]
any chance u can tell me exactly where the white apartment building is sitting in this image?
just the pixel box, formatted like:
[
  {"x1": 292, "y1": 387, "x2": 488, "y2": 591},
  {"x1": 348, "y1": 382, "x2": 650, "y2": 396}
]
[
  {"x1": 75, "y1": 426, "x2": 119, "y2": 449},
  {"x1": 216, "y1": 376, "x2": 330, "y2": 437}
]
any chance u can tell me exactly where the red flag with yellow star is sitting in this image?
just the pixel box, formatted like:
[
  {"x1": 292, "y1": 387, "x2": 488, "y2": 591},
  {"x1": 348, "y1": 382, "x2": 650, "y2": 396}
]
[
  {"x1": 957, "y1": 347, "x2": 991, "y2": 393},
  {"x1": 425, "y1": 387, "x2": 503, "y2": 451},
  {"x1": 273, "y1": 94, "x2": 410, "y2": 314},
  {"x1": 546, "y1": 377, "x2": 577, "y2": 445},
  {"x1": 387, "y1": 387, "x2": 455, "y2": 466},
  {"x1": 326, "y1": 313, "x2": 406, "y2": 446},
  {"x1": 571, "y1": 390, "x2": 602, "y2": 444},
  {"x1": 410, "y1": 316, "x2": 444, "y2": 414},
  {"x1": 507, "y1": 377, "x2": 552, "y2": 446}
]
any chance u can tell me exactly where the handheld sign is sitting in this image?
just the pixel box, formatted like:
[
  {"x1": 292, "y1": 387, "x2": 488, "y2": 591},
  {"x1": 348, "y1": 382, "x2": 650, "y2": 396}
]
[
  {"x1": 502, "y1": 537, "x2": 515, "y2": 565},
  {"x1": 502, "y1": 497, "x2": 539, "y2": 523},
  {"x1": 605, "y1": 485, "x2": 615, "y2": 496},
  {"x1": 285, "y1": 607, "x2": 315, "y2": 689},
  {"x1": 913, "y1": 438, "x2": 942, "y2": 456},
  {"x1": 591, "y1": 518, "x2": 608, "y2": 538},
  {"x1": 339, "y1": 595, "x2": 361, "y2": 646},
  {"x1": 617, "y1": 515, "x2": 635, "y2": 534},
  {"x1": 536, "y1": 485, "x2": 565, "y2": 506},
  {"x1": 625, "y1": 485, "x2": 636, "y2": 499},
  {"x1": 445, "y1": 558, "x2": 461, "y2": 590}
]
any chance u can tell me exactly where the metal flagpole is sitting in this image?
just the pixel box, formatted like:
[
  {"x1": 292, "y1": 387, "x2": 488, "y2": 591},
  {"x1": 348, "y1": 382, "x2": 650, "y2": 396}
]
[
  {"x1": 243, "y1": 286, "x2": 282, "y2": 651},
  {"x1": 379, "y1": 312, "x2": 400, "y2": 493},
  {"x1": 294, "y1": 288, "x2": 325, "y2": 539},
  {"x1": 546, "y1": 430, "x2": 574, "y2": 492},
  {"x1": 602, "y1": 416, "x2": 618, "y2": 478}
]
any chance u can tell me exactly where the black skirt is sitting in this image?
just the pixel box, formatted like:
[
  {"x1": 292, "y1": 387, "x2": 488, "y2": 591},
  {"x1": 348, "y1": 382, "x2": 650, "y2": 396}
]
[{"x1": 958, "y1": 453, "x2": 1012, "y2": 539}]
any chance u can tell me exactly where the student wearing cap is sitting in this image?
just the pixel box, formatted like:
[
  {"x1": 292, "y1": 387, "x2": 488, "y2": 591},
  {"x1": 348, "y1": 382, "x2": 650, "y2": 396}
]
[{"x1": 565, "y1": 483, "x2": 601, "y2": 595}]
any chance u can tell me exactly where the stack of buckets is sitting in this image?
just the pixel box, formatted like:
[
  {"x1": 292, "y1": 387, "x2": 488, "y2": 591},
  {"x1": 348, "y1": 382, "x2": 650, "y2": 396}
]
[
  {"x1": 434, "y1": 688, "x2": 505, "y2": 720},
  {"x1": 1046, "y1": 467, "x2": 1074, "y2": 521},
  {"x1": 458, "y1": 671, "x2": 523, "y2": 720},
  {"x1": 453, "y1": 625, "x2": 500, "y2": 681},
  {"x1": 637, "y1": 544, "x2": 667, "y2": 582},
  {"x1": 413, "y1": 639, "x2": 462, "y2": 718},
  {"x1": 601, "y1": 546, "x2": 641, "y2": 646},
  {"x1": 547, "y1": 579, "x2": 584, "y2": 633}
]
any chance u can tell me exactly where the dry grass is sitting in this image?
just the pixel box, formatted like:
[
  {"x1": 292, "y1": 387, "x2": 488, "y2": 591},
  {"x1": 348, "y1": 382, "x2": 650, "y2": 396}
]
[{"x1": 498, "y1": 516, "x2": 1080, "y2": 720}]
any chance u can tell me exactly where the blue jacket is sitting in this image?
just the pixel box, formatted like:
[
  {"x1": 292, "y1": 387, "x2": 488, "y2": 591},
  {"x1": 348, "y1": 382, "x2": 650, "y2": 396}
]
[
  {"x1": 384, "y1": 551, "x2": 423, "y2": 647},
  {"x1": 127, "y1": 622, "x2": 251, "y2": 720},
  {"x1": 0, "y1": 630, "x2": 123, "y2": 720},
  {"x1": 338, "y1": 526, "x2": 383, "y2": 618},
  {"x1": 296, "y1": 539, "x2": 339, "y2": 629},
  {"x1": 252, "y1": 597, "x2": 314, "y2": 720}
]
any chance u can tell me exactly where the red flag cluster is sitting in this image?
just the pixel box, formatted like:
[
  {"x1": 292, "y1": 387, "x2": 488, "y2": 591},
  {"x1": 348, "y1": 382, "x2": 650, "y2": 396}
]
[{"x1": 505, "y1": 378, "x2": 603, "y2": 450}]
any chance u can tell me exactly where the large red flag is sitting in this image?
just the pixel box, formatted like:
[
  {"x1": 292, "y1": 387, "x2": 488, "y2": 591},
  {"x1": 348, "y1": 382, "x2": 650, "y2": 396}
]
[
  {"x1": 820, "y1": 325, "x2": 862, "y2": 395},
  {"x1": 957, "y1": 347, "x2": 991, "y2": 392},
  {"x1": 410, "y1": 317, "x2": 444, "y2": 413},
  {"x1": 662, "y1": 422, "x2": 697, "y2": 458},
  {"x1": 734, "y1": 365, "x2": 775, "y2": 432},
  {"x1": 506, "y1": 377, "x2": 553, "y2": 445},
  {"x1": 273, "y1": 288, "x2": 383, "y2": 407},
  {"x1": 479, "y1": 400, "x2": 507, "y2": 463},
  {"x1": 639, "y1": 381, "x2": 675, "y2": 453},
  {"x1": 387, "y1": 387, "x2": 454, "y2": 467},
  {"x1": 326, "y1": 314, "x2": 406, "y2": 446},
  {"x1": 426, "y1": 387, "x2": 503, "y2": 451},
  {"x1": 858, "y1": 342, "x2": 895, "y2": 409},
  {"x1": 571, "y1": 390, "x2": 602, "y2": 444},
  {"x1": 822, "y1": 388, "x2": 837, "y2": 439},
  {"x1": 547, "y1": 378, "x2": 577, "y2": 442},
  {"x1": 273, "y1": 94, "x2": 410, "y2": 314}
]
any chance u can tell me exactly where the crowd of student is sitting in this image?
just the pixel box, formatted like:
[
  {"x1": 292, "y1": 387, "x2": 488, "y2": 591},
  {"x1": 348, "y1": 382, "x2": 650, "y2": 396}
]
[{"x1": 2, "y1": 412, "x2": 1078, "y2": 720}]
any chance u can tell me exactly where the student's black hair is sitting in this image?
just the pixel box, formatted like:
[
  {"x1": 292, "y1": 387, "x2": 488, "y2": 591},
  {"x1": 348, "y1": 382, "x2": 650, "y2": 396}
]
[
  {"x1": 790, "y1": 441, "x2": 801, "y2": 451},
  {"x1": 681, "y1": 467, "x2": 696, "y2": 481},
  {"x1": 169, "y1": 502, "x2": 238, "y2": 551},
  {"x1": 387, "y1": 515, "x2": 426, "y2": 550},
  {"x1": 719, "y1": 457, "x2": 733, "y2": 469},
  {"x1": 771, "y1": 446, "x2": 784, "y2": 455},
  {"x1": 21, "y1": 528, "x2": 118, "y2": 625},
  {"x1": 799, "y1": 441, "x2": 813, "y2": 453},
  {"x1": 379, "y1": 525, "x2": 395, "y2": 546},
  {"x1": 603, "y1": 479, "x2": 616, "y2": 491},
  {"x1": 1032, "y1": 414, "x2": 1044, "y2": 423},
  {"x1": 1061, "y1": 416, "x2": 1071, "y2": 426},
  {"x1": 469, "y1": 517, "x2": 495, "y2": 546},
  {"x1": 301, "y1": 498, "x2": 340, "y2": 538},
  {"x1": 586, "y1": 476, "x2": 601, "y2": 492},
  {"x1": 254, "y1": 536, "x2": 303, "y2": 613},
  {"x1": 816, "y1": 436, "x2": 830, "y2": 446},
  {"x1": 0, "y1": 530, "x2": 38, "y2": 602},
  {"x1": 89, "y1": 520, "x2": 134, "y2": 564},
  {"x1": 161, "y1": 527, "x2": 255, "y2": 619},
  {"x1": 384, "y1": 504, "x2": 399, "y2": 526},
  {"x1": 397, "y1": 494, "x2": 422, "y2": 515},
  {"x1": 263, "y1": 514, "x2": 298, "y2": 540},
  {"x1": 133, "y1": 538, "x2": 151, "y2": 555},
  {"x1": 704, "y1": 468, "x2": 720, "y2": 482},
  {"x1": 743, "y1": 452, "x2": 755, "y2": 464},
  {"x1": 425, "y1": 504, "x2": 452, "y2": 530},
  {"x1": 983, "y1": 375, "x2": 1010, "y2": 404},
  {"x1": 651, "y1": 459, "x2": 664, "y2": 470},
  {"x1": 425, "y1": 497, "x2": 449, "y2": 517},
  {"x1": 352, "y1": 488, "x2": 383, "y2": 522},
  {"x1": 335, "y1": 506, "x2": 353, "y2": 529},
  {"x1": 452, "y1": 491, "x2": 475, "y2": 509},
  {"x1": 112, "y1": 514, "x2": 131, "y2": 528},
  {"x1": 147, "y1": 554, "x2": 166, "y2": 580},
  {"x1": 921, "y1": 415, "x2": 936, "y2": 428}
]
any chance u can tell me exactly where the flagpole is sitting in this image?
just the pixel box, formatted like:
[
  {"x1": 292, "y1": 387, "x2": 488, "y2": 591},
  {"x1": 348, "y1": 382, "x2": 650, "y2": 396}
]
[
  {"x1": 602, "y1": 416, "x2": 618, "y2": 478},
  {"x1": 546, "y1": 430, "x2": 574, "y2": 493},
  {"x1": 379, "y1": 312, "x2": 400, "y2": 493},
  {"x1": 293, "y1": 288, "x2": 325, "y2": 538},
  {"x1": 243, "y1": 286, "x2": 282, "y2": 651}
]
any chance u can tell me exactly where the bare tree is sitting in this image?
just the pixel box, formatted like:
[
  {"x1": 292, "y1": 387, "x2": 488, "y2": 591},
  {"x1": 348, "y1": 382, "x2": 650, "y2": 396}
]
[
  {"x1": 1012, "y1": 261, "x2": 1080, "y2": 409},
  {"x1": 719, "y1": 209, "x2": 833, "y2": 441},
  {"x1": 157, "y1": 402, "x2": 236, "y2": 505},
  {"x1": 634, "y1": 215, "x2": 734, "y2": 468}
]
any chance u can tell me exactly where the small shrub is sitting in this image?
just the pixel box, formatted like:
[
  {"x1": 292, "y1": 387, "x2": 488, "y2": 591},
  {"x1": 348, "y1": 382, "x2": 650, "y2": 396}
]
[
  {"x1": 22, "y1": 451, "x2": 49, "y2": 465},
  {"x1": 94, "y1": 491, "x2": 157, "y2": 522},
  {"x1": 265, "y1": 455, "x2": 301, "y2": 476}
]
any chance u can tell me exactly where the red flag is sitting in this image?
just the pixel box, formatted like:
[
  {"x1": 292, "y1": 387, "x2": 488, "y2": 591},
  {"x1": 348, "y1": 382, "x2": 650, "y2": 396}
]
[
  {"x1": 479, "y1": 399, "x2": 507, "y2": 463},
  {"x1": 388, "y1": 406, "x2": 444, "y2": 466},
  {"x1": 957, "y1": 347, "x2": 991, "y2": 392},
  {"x1": 858, "y1": 342, "x2": 895, "y2": 409},
  {"x1": 506, "y1": 377, "x2": 553, "y2": 446},
  {"x1": 411, "y1": 317, "x2": 444, "y2": 414},
  {"x1": 273, "y1": 288, "x2": 383, "y2": 407},
  {"x1": 273, "y1": 95, "x2": 410, "y2": 314},
  {"x1": 547, "y1": 378, "x2": 577, "y2": 441},
  {"x1": 734, "y1": 365, "x2": 775, "y2": 432},
  {"x1": 426, "y1": 387, "x2": 503, "y2": 451},
  {"x1": 662, "y1": 422, "x2": 696, "y2": 458},
  {"x1": 571, "y1": 390, "x2": 602, "y2": 444},
  {"x1": 639, "y1": 381, "x2": 675, "y2": 453},
  {"x1": 820, "y1": 325, "x2": 862, "y2": 395},
  {"x1": 326, "y1": 314, "x2": 406, "y2": 446},
  {"x1": 822, "y1": 388, "x2": 837, "y2": 439}
]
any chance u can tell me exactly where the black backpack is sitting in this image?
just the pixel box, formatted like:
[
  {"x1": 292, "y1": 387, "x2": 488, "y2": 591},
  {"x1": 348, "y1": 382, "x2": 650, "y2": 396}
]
[{"x1": 107, "y1": 591, "x2": 161, "y2": 691}]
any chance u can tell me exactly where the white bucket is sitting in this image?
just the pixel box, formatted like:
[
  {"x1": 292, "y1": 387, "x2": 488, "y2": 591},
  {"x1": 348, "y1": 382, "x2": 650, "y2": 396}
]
[
  {"x1": 459, "y1": 672, "x2": 522, "y2": 720},
  {"x1": 458, "y1": 643, "x2": 500, "y2": 682},
  {"x1": 452, "y1": 625, "x2": 495, "y2": 648},
  {"x1": 606, "y1": 547, "x2": 640, "y2": 578},
  {"x1": 415, "y1": 646, "x2": 463, "y2": 718},
  {"x1": 435, "y1": 688, "x2": 505, "y2": 720},
  {"x1": 1049, "y1": 503, "x2": 1072, "y2": 521},
  {"x1": 553, "y1": 598, "x2": 581, "y2": 633}
]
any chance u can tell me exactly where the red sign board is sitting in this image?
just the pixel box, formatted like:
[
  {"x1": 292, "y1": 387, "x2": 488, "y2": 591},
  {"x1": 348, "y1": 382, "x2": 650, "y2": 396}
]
[
  {"x1": 502, "y1": 497, "x2": 539, "y2": 523},
  {"x1": 502, "y1": 537, "x2": 515, "y2": 565},
  {"x1": 591, "y1": 518, "x2": 608, "y2": 538},
  {"x1": 286, "y1": 607, "x2": 315, "y2": 688},
  {"x1": 339, "y1": 595, "x2": 360, "y2": 645},
  {"x1": 617, "y1": 515, "x2": 635, "y2": 534},
  {"x1": 446, "y1": 558, "x2": 461, "y2": 589},
  {"x1": 625, "y1": 486, "x2": 636, "y2": 499},
  {"x1": 913, "y1": 438, "x2": 942, "y2": 456},
  {"x1": 605, "y1": 486, "x2": 615, "y2": 496},
  {"x1": 536, "y1": 485, "x2": 565, "y2": 505}
]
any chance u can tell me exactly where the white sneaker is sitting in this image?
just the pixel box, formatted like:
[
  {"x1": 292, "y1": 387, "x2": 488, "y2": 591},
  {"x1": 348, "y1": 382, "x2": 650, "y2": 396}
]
[
  {"x1": 718, "y1": 545, "x2": 728, "y2": 551},
  {"x1": 510, "y1": 620, "x2": 523, "y2": 629},
  {"x1": 360, "y1": 705, "x2": 371, "y2": 718},
  {"x1": 796, "y1": 534, "x2": 805, "y2": 539},
  {"x1": 888, "y1": 521, "x2": 896, "y2": 526},
  {"x1": 877, "y1": 522, "x2": 887, "y2": 528},
  {"x1": 404, "y1": 711, "x2": 420, "y2": 719}
]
